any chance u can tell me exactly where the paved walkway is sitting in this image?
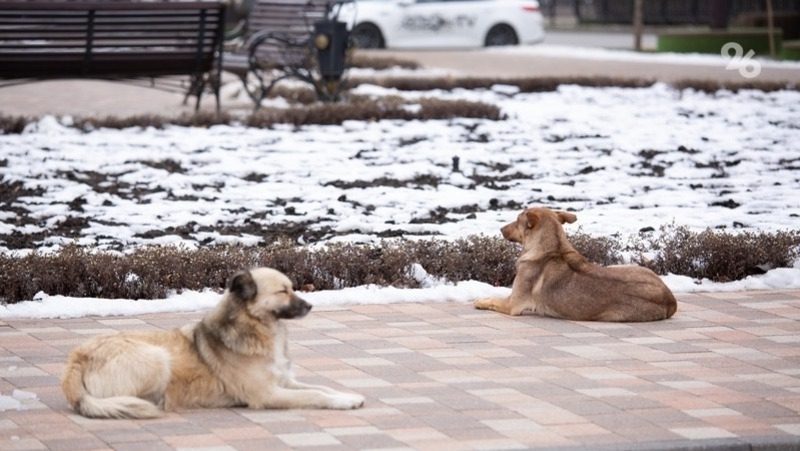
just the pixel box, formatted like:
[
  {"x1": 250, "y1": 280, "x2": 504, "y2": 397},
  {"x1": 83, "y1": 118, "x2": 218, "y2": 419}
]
[
  {"x1": 2, "y1": 45, "x2": 799, "y2": 119},
  {"x1": 1, "y1": 290, "x2": 799, "y2": 450}
]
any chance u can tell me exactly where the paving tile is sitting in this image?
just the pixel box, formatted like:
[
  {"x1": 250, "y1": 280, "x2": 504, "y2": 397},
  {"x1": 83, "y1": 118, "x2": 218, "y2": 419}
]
[
  {"x1": 776, "y1": 424, "x2": 800, "y2": 435},
  {"x1": 2, "y1": 291, "x2": 800, "y2": 450},
  {"x1": 276, "y1": 432, "x2": 341, "y2": 447},
  {"x1": 670, "y1": 426, "x2": 738, "y2": 439},
  {"x1": 163, "y1": 433, "x2": 228, "y2": 448}
]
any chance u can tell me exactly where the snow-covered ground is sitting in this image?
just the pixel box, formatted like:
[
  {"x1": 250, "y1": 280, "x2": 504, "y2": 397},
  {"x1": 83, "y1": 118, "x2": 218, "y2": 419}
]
[
  {"x1": 1, "y1": 81, "x2": 799, "y2": 314},
  {"x1": 1, "y1": 83, "x2": 798, "y2": 253}
]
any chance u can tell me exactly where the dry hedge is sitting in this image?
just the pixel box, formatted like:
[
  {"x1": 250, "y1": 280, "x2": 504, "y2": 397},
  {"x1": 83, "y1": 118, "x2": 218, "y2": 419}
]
[
  {"x1": 0, "y1": 97, "x2": 501, "y2": 134},
  {"x1": 633, "y1": 225, "x2": 800, "y2": 282},
  {"x1": 1, "y1": 227, "x2": 798, "y2": 303},
  {"x1": 346, "y1": 76, "x2": 798, "y2": 94},
  {"x1": 348, "y1": 53, "x2": 421, "y2": 70}
]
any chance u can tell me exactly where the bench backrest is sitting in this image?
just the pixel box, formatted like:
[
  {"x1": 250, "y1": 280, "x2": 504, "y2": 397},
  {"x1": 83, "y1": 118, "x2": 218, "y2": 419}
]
[
  {"x1": 246, "y1": 0, "x2": 329, "y2": 67},
  {"x1": 0, "y1": 1, "x2": 226, "y2": 78}
]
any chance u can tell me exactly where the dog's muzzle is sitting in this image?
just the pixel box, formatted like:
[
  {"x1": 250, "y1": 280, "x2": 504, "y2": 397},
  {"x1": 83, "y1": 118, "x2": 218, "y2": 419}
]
[
  {"x1": 500, "y1": 222, "x2": 519, "y2": 242},
  {"x1": 275, "y1": 295, "x2": 312, "y2": 319}
]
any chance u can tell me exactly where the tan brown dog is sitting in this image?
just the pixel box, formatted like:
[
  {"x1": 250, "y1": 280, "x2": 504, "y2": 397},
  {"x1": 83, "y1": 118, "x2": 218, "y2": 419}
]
[
  {"x1": 62, "y1": 267, "x2": 365, "y2": 418},
  {"x1": 475, "y1": 207, "x2": 677, "y2": 322}
]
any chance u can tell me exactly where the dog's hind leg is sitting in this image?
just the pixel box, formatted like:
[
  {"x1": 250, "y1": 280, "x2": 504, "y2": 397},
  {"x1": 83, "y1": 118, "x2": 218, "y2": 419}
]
[{"x1": 75, "y1": 338, "x2": 170, "y2": 418}]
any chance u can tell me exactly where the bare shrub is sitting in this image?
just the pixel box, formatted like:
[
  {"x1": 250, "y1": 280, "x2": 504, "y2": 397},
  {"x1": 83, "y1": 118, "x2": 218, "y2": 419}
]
[
  {"x1": 346, "y1": 75, "x2": 797, "y2": 93},
  {"x1": 346, "y1": 76, "x2": 655, "y2": 92},
  {"x1": 406, "y1": 236, "x2": 519, "y2": 287},
  {"x1": 348, "y1": 53, "x2": 421, "y2": 70},
  {"x1": 569, "y1": 231, "x2": 624, "y2": 266},
  {"x1": 2, "y1": 229, "x2": 798, "y2": 304},
  {"x1": 671, "y1": 78, "x2": 798, "y2": 93},
  {"x1": 632, "y1": 225, "x2": 800, "y2": 282},
  {"x1": 245, "y1": 97, "x2": 501, "y2": 127},
  {"x1": 0, "y1": 114, "x2": 28, "y2": 134}
]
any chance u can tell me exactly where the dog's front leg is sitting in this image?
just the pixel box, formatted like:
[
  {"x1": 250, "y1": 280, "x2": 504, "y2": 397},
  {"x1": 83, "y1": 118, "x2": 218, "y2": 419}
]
[
  {"x1": 474, "y1": 297, "x2": 516, "y2": 315},
  {"x1": 475, "y1": 272, "x2": 534, "y2": 316},
  {"x1": 282, "y1": 377, "x2": 349, "y2": 396},
  {"x1": 251, "y1": 386, "x2": 364, "y2": 410}
]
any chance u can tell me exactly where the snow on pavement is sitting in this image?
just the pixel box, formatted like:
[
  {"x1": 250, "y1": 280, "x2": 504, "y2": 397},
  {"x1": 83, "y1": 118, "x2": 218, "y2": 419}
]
[{"x1": 2, "y1": 262, "x2": 800, "y2": 319}]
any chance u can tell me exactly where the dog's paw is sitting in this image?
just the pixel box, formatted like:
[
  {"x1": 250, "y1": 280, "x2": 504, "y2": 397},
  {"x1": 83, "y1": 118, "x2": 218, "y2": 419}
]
[
  {"x1": 474, "y1": 298, "x2": 494, "y2": 310},
  {"x1": 330, "y1": 393, "x2": 365, "y2": 410}
]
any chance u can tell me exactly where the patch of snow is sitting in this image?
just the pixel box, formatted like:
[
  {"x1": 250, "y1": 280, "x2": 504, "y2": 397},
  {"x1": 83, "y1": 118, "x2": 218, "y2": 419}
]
[
  {"x1": 0, "y1": 395, "x2": 21, "y2": 412},
  {"x1": 0, "y1": 289, "x2": 221, "y2": 319},
  {"x1": 2, "y1": 266, "x2": 800, "y2": 319},
  {"x1": 11, "y1": 389, "x2": 37, "y2": 401},
  {"x1": 663, "y1": 268, "x2": 800, "y2": 293}
]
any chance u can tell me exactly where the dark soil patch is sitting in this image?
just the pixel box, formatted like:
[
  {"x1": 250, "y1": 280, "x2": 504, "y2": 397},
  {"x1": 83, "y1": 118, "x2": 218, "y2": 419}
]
[
  {"x1": 630, "y1": 161, "x2": 670, "y2": 177},
  {"x1": 710, "y1": 199, "x2": 741, "y2": 209},
  {"x1": 55, "y1": 170, "x2": 161, "y2": 201},
  {"x1": 468, "y1": 172, "x2": 534, "y2": 190},
  {"x1": 325, "y1": 175, "x2": 441, "y2": 190},
  {"x1": 244, "y1": 173, "x2": 268, "y2": 183},
  {"x1": 138, "y1": 159, "x2": 186, "y2": 174},
  {"x1": 0, "y1": 216, "x2": 90, "y2": 249},
  {"x1": 544, "y1": 133, "x2": 606, "y2": 144},
  {"x1": 135, "y1": 220, "x2": 337, "y2": 245},
  {"x1": 0, "y1": 180, "x2": 46, "y2": 204}
]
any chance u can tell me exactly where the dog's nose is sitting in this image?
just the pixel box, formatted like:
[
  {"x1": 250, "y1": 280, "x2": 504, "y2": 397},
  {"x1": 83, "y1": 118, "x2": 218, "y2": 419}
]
[{"x1": 294, "y1": 296, "x2": 312, "y2": 317}]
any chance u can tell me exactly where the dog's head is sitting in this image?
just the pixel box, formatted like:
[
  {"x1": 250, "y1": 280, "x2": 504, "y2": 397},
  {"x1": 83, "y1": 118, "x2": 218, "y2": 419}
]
[
  {"x1": 226, "y1": 267, "x2": 312, "y2": 320},
  {"x1": 501, "y1": 207, "x2": 577, "y2": 246}
]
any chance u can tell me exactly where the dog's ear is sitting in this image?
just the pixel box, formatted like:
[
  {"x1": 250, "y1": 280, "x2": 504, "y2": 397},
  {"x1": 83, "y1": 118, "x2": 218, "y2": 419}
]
[
  {"x1": 556, "y1": 211, "x2": 577, "y2": 224},
  {"x1": 228, "y1": 270, "x2": 257, "y2": 303},
  {"x1": 525, "y1": 210, "x2": 540, "y2": 229}
]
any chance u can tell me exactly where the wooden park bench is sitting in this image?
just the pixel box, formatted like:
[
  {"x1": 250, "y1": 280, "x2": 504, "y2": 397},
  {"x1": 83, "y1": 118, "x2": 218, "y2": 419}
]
[
  {"x1": 0, "y1": 1, "x2": 227, "y2": 112},
  {"x1": 224, "y1": 0, "x2": 350, "y2": 108}
]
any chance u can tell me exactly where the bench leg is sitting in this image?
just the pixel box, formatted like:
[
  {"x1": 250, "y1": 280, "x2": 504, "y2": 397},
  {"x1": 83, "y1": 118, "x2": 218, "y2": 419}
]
[{"x1": 194, "y1": 77, "x2": 206, "y2": 112}]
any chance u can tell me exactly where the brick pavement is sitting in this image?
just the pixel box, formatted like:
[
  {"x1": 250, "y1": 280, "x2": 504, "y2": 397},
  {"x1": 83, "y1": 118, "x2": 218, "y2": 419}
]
[{"x1": 1, "y1": 290, "x2": 799, "y2": 450}]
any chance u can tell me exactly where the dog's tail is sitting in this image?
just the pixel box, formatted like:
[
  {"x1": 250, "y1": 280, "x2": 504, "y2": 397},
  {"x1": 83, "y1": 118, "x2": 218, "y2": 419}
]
[{"x1": 61, "y1": 350, "x2": 162, "y2": 419}]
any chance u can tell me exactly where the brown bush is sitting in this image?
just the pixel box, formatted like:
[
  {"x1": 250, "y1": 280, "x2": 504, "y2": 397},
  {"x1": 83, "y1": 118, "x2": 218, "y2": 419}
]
[
  {"x1": 346, "y1": 76, "x2": 655, "y2": 92},
  {"x1": 0, "y1": 114, "x2": 29, "y2": 134},
  {"x1": 671, "y1": 78, "x2": 798, "y2": 93},
  {"x1": 1, "y1": 227, "x2": 798, "y2": 303},
  {"x1": 348, "y1": 53, "x2": 421, "y2": 70},
  {"x1": 633, "y1": 225, "x2": 800, "y2": 282},
  {"x1": 569, "y1": 230, "x2": 624, "y2": 266},
  {"x1": 346, "y1": 75, "x2": 798, "y2": 94},
  {"x1": 0, "y1": 97, "x2": 501, "y2": 135},
  {"x1": 70, "y1": 111, "x2": 235, "y2": 131}
]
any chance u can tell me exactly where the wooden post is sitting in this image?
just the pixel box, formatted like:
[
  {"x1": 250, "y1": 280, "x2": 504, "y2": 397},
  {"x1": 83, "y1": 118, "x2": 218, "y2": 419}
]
[
  {"x1": 633, "y1": 0, "x2": 643, "y2": 51},
  {"x1": 766, "y1": 0, "x2": 777, "y2": 58}
]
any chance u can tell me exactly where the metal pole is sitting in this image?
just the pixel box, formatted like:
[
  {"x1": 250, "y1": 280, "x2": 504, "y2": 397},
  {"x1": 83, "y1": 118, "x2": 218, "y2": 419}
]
[
  {"x1": 633, "y1": 0, "x2": 643, "y2": 51},
  {"x1": 766, "y1": 0, "x2": 776, "y2": 58}
]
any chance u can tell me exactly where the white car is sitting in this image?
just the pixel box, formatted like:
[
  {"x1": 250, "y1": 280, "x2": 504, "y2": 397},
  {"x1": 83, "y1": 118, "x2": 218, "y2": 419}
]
[{"x1": 339, "y1": 0, "x2": 545, "y2": 49}]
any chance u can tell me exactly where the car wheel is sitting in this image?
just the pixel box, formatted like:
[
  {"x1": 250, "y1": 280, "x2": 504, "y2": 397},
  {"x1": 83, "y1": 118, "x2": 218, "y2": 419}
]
[
  {"x1": 351, "y1": 23, "x2": 385, "y2": 49},
  {"x1": 484, "y1": 24, "x2": 519, "y2": 46}
]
